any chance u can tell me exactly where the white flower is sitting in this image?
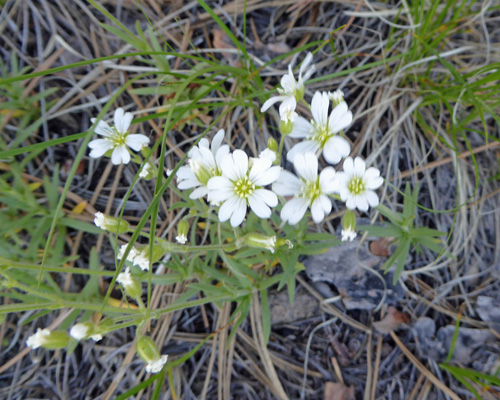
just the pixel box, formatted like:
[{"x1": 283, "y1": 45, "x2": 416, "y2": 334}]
[
  {"x1": 90, "y1": 334, "x2": 103, "y2": 342},
  {"x1": 132, "y1": 250, "x2": 150, "y2": 271},
  {"x1": 207, "y1": 150, "x2": 281, "y2": 227},
  {"x1": 273, "y1": 152, "x2": 337, "y2": 225},
  {"x1": 26, "y1": 328, "x2": 51, "y2": 349},
  {"x1": 70, "y1": 323, "x2": 90, "y2": 341},
  {"x1": 117, "y1": 244, "x2": 138, "y2": 263},
  {"x1": 176, "y1": 233, "x2": 187, "y2": 244},
  {"x1": 341, "y1": 227, "x2": 357, "y2": 242},
  {"x1": 261, "y1": 52, "x2": 315, "y2": 113},
  {"x1": 139, "y1": 162, "x2": 154, "y2": 179},
  {"x1": 88, "y1": 108, "x2": 150, "y2": 165},
  {"x1": 328, "y1": 89, "x2": 344, "y2": 105},
  {"x1": 287, "y1": 91, "x2": 352, "y2": 165},
  {"x1": 146, "y1": 355, "x2": 168, "y2": 374},
  {"x1": 117, "y1": 267, "x2": 134, "y2": 287},
  {"x1": 177, "y1": 129, "x2": 229, "y2": 201},
  {"x1": 335, "y1": 157, "x2": 383, "y2": 212},
  {"x1": 94, "y1": 212, "x2": 105, "y2": 229}
]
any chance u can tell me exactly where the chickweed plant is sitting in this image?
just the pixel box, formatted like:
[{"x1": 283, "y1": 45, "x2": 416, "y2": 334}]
[{"x1": 0, "y1": 0, "x2": 466, "y2": 396}]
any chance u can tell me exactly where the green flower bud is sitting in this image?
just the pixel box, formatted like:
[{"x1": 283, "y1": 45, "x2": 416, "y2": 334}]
[
  {"x1": 244, "y1": 233, "x2": 277, "y2": 253},
  {"x1": 26, "y1": 329, "x2": 70, "y2": 350},
  {"x1": 137, "y1": 336, "x2": 168, "y2": 374},
  {"x1": 276, "y1": 238, "x2": 294, "y2": 249},
  {"x1": 176, "y1": 220, "x2": 189, "y2": 244},
  {"x1": 341, "y1": 210, "x2": 357, "y2": 242},
  {"x1": 94, "y1": 212, "x2": 130, "y2": 234},
  {"x1": 267, "y1": 137, "x2": 278, "y2": 152},
  {"x1": 139, "y1": 162, "x2": 156, "y2": 180},
  {"x1": 117, "y1": 268, "x2": 142, "y2": 299}
]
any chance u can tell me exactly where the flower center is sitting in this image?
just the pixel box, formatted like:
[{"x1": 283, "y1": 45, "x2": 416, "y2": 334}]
[
  {"x1": 111, "y1": 129, "x2": 127, "y2": 147},
  {"x1": 233, "y1": 177, "x2": 255, "y2": 199},
  {"x1": 348, "y1": 177, "x2": 365, "y2": 195},
  {"x1": 311, "y1": 122, "x2": 332, "y2": 147},
  {"x1": 190, "y1": 159, "x2": 214, "y2": 185},
  {"x1": 301, "y1": 178, "x2": 321, "y2": 203}
]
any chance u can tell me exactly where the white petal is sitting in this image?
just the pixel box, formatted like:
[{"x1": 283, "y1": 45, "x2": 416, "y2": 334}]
[
  {"x1": 218, "y1": 196, "x2": 238, "y2": 222},
  {"x1": 365, "y1": 190, "x2": 379, "y2": 207},
  {"x1": 323, "y1": 136, "x2": 351, "y2": 165},
  {"x1": 286, "y1": 140, "x2": 320, "y2": 163},
  {"x1": 272, "y1": 170, "x2": 302, "y2": 196},
  {"x1": 230, "y1": 198, "x2": 247, "y2": 227},
  {"x1": 364, "y1": 167, "x2": 381, "y2": 181},
  {"x1": 207, "y1": 177, "x2": 234, "y2": 202},
  {"x1": 261, "y1": 96, "x2": 285, "y2": 112},
  {"x1": 249, "y1": 195, "x2": 271, "y2": 218},
  {"x1": 253, "y1": 189, "x2": 278, "y2": 207},
  {"x1": 354, "y1": 157, "x2": 366, "y2": 176},
  {"x1": 251, "y1": 165, "x2": 281, "y2": 186},
  {"x1": 126, "y1": 134, "x2": 150, "y2": 151},
  {"x1": 328, "y1": 103, "x2": 352, "y2": 133},
  {"x1": 319, "y1": 167, "x2": 337, "y2": 194},
  {"x1": 88, "y1": 139, "x2": 113, "y2": 158},
  {"x1": 281, "y1": 198, "x2": 308, "y2": 225},
  {"x1": 355, "y1": 195, "x2": 369, "y2": 212},
  {"x1": 111, "y1": 145, "x2": 130, "y2": 165},
  {"x1": 232, "y1": 150, "x2": 248, "y2": 179},
  {"x1": 346, "y1": 196, "x2": 356, "y2": 210},
  {"x1": 215, "y1": 145, "x2": 230, "y2": 167},
  {"x1": 220, "y1": 152, "x2": 238, "y2": 181},
  {"x1": 279, "y1": 96, "x2": 296, "y2": 116},
  {"x1": 198, "y1": 138, "x2": 209, "y2": 148},
  {"x1": 212, "y1": 129, "x2": 225, "y2": 154},
  {"x1": 319, "y1": 194, "x2": 332, "y2": 214},
  {"x1": 299, "y1": 52, "x2": 313, "y2": 76},
  {"x1": 288, "y1": 116, "x2": 313, "y2": 139},
  {"x1": 198, "y1": 146, "x2": 216, "y2": 170},
  {"x1": 178, "y1": 178, "x2": 200, "y2": 189},
  {"x1": 93, "y1": 120, "x2": 114, "y2": 137},
  {"x1": 189, "y1": 186, "x2": 208, "y2": 199},
  {"x1": 339, "y1": 186, "x2": 350, "y2": 201},
  {"x1": 281, "y1": 71, "x2": 296, "y2": 94},
  {"x1": 311, "y1": 198, "x2": 325, "y2": 223},
  {"x1": 176, "y1": 166, "x2": 195, "y2": 180},
  {"x1": 343, "y1": 157, "x2": 354, "y2": 173},
  {"x1": 114, "y1": 108, "x2": 133, "y2": 133},
  {"x1": 366, "y1": 176, "x2": 383, "y2": 190},
  {"x1": 311, "y1": 92, "x2": 329, "y2": 127},
  {"x1": 294, "y1": 152, "x2": 318, "y2": 182}
]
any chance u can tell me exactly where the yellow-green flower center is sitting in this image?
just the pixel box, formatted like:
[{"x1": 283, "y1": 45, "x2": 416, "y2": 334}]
[
  {"x1": 348, "y1": 177, "x2": 365, "y2": 195},
  {"x1": 300, "y1": 178, "x2": 321, "y2": 203},
  {"x1": 190, "y1": 159, "x2": 215, "y2": 185},
  {"x1": 111, "y1": 128, "x2": 127, "y2": 147},
  {"x1": 233, "y1": 177, "x2": 255, "y2": 199},
  {"x1": 311, "y1": 121, "x2": 332, "y2": 147}
]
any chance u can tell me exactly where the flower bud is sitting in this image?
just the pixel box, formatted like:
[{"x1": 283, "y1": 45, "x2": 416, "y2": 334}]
[
  {"x1": 139, "y1": 162, "x2": 156, "y2": 180},
  {"x1": 276, "y1": 238, "x2": 293, "y2": 249},
  {"x1": 267, "y1": 137, "x2": 278, "y2": 152},
  {"x1": 117, "y1": 267, "x2": 142, "y2": 299},
  {"x1": 137, "y1": 336, "x2": 168, "y2": 374},
  {"x1": 244, "y1": 233, "x2": 277, "y2": 253},
  {"x1": 341, "y1": 210, "x2": 357, "y2": 242},
  {"x1": 279, "y1": 106, "x2": 297, "y2": 136},
  {"x1": 329, "y1": 90, "x2": 345, "y2": 107},
  {"x1": 70, "y1": 322, "x2": 102, "y2": 342},
  {"x1": 94, "y1": 212, "x2": 130, "y2": 234},
  {"x1": 26, "y1": 328, "x2": 70, "y2": 350},
  {"x1": 176, "y1": 220, "x2": 189, "y2": 244}
]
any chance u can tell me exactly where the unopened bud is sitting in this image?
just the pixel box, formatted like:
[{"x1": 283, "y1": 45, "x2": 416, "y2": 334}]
[
  {"x1": 139, "y1": 162, "x2": 156, "y2": 180},
  {"x1": 70, "y1": 322, "x2": 102, "y2": 342},
  {"x1": 267, "y1": 137, "x2": 278, "y2": 152},
  {"x1": 26, "y1": 328, "x2": 70, "y2": 350},
  {"x1": 137, "y1": 336, "x2": 168, "y2": 374},
  {"x1": 176, "y1": 220, "x2": 189, "y2": 244},
  {"x1": 276, "y1": 238, "x2": 293, "y2": 249},
  {"x1": 117, "y1": 268, "x2": 142, "y2": 299},
  {"x1": 341, "y1": 210, "x2": 357, "y2": 242},
  {"x1": 244, "y1": 233, "x2": 277, "y2": 253},
  {"x1": 94, "y1": 212, "x2": 130, "y2": 234},
  {"x1": 329, "y1": 90, "x2": 345, "y2": 107}
]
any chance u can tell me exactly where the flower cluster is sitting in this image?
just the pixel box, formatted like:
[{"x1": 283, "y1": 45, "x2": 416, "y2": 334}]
[{"x1": 174, "y1": 53, "x2": 384, "y2": 237}]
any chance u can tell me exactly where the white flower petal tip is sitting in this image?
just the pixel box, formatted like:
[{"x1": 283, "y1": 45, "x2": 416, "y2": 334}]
[
  {"x1": 341, "y1": 228, "x2": 357, "y2": 242},
  {"x1": 336, "y1": 156, "x2": 383, "y2": 212},
  {"x1": 70, "y1": 323, "x2": 90, "y2": 341},
  {"x1": 146, "y1": 355, "x2": 168, "y2": 374},
  {"x1": 176, "y1": 234, "x2": 187, "y2": 244},
  {"x1": 26, "y1": 328, "x2": 51, "y2": 349},
  {"x1": 88, "y1": 108, "x2": 147, "y2": 165}
]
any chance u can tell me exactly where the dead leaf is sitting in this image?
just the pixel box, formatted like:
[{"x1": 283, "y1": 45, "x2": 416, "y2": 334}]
[
  {"x1": 373, "y1": 306, "x2": 410, "y2": 334},
  {"x1": 324, "y1": 382, "x2": 355, "y2": 400},
  {"x1": 369, "y1": 237, "x2": 392, "y2": 257}
]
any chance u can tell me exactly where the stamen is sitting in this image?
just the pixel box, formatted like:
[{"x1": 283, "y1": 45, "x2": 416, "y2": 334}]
[{"x1": 348, "y1": 177, "x2": 365, "y2": 195}]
